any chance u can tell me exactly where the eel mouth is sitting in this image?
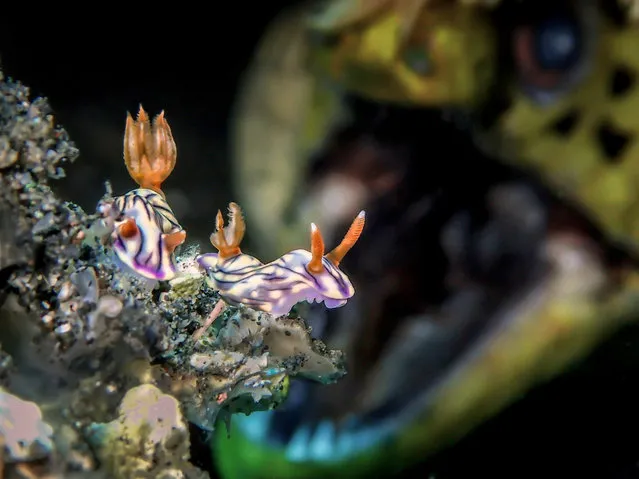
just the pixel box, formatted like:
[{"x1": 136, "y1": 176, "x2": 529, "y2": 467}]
[{"x1": 230, "y1": 106, "x2": 618, "y2": 464}]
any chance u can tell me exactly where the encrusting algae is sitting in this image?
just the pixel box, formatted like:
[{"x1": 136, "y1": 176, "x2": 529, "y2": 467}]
[{"x1": 0, "y1": 69, "x2": 349, "y2": 478}]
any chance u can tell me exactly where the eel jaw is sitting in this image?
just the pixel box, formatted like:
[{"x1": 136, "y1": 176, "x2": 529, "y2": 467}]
[{"x1": 225, "y1": 221, "x2": 618, "y2": 466}]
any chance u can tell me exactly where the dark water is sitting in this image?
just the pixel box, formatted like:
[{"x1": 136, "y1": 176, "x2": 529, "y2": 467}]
[{"x1": 0, "y1": 2, "x2": 299, "y2": 247}]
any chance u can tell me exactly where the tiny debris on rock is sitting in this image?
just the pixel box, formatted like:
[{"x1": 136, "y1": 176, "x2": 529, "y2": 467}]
[{"x1": 0, "y1": 69, "x2": 346, "y2": 478}]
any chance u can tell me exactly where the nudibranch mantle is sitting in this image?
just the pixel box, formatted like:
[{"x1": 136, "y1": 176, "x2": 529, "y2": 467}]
[
  {"x1": 112, "y1": 187, "x2": 184, "y2": 281},
  {"x1": 110, "y1": 106, "x2": 186, "y2": 282},
  {"x1": 197, "y1": 202, "x2": 365, "y2": 317}
]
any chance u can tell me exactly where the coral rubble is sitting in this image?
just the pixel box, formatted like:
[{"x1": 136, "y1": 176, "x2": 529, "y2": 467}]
[
  {"x1": 0, "y1": 69, "x2": 345, "y2": 477},
  {"x1": 87, "y1": 384, "x2": 208, "y2": 479}
]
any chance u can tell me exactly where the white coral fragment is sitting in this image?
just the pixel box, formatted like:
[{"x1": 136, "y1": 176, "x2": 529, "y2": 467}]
[
  {"x1": 0, "y1": 387, "x2": 54, "y2": 463},
  {"x1": 115, "y1": 383, "x2": 185, "y2": 445},
  {"x1": 87, "y1": 384, "x2": 206, "y2": 478}
]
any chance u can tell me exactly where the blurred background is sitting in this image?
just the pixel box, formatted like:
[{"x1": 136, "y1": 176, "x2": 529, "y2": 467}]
[{"x1": 5, "y1": 1, "x2": 639, "y2": 478}]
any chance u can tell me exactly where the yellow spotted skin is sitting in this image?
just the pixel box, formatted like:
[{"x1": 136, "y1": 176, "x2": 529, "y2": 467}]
[
  {"x1": 309, "y1": 1, "x2": 496, "y2": 108},
  {"x1": 492, "y1": 16, "x2": 639, "y2": 251}
]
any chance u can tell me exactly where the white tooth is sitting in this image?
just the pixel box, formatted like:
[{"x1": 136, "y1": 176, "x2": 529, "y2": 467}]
[
  {"x1": 285, "y1": 424, "x2": 312, "y2": 462},
  {"x1": 335, "y1": 421, "x2": 390, "y2": 459},
  {"x1": 353, "y1": 429, "x2": 376, "y2": 455},
  {"x1": 308, "y1": 420, "x2": 335, "y2": 462},
  {"x1": 334, "y1": 430, "x2": 353, "y2": 461},
  {"x1": 234, "y1": 411, "x2": 272, "y2": 443}
]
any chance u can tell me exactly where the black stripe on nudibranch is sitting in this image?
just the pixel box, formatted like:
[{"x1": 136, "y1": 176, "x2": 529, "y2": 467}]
[
  {"x1": 212, "y1": 269, "x2": 280, "y2": 286},
  {"x1": 154, "y1": 234, "x2": 164, "y2": 273},
  {"x1": 133, "y1": 221, "x2": 147, "y2": 261},
  {"x1": 218, "y1": 255, "x2": 264, "y2": 272},
  {"x1": 219, "y1": 262, "x2": 294, "y2": 282},
  {"x1": 273, "y1": 255, "x2": 327, "y2": 289},
  {"x1": 322, "y1": 260, "x2": 351, "y2": 293},
  {"x1": 115, "y1": 235, "x2": 126, "y2": 251},
  {"x1": 119, "y1": 189, "x2": 182, "y2": 233}
]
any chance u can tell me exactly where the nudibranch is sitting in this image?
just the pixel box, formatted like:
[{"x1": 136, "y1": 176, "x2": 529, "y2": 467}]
[
  {"x1": 110, "y1": 106, "x2": 186, "y2": 281},
  {"x1": 196, "y1": 202, "x2": 365, "y2": 317}
]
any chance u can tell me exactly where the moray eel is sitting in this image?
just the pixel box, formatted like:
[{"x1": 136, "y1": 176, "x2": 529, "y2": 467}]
[{"x1": 217, "y1": 1, "x2": 639, "y2": 477}]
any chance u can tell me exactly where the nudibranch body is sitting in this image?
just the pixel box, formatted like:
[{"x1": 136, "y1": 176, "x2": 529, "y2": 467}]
[
  {"x1": 197, "y1": 202, "x2": 365, "y2": 317},
  {"x1": 110, "y1": 106, "x2": 186, "y2": 281}
]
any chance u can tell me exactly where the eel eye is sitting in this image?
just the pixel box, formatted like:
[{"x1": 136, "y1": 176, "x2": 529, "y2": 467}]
[
  {"x1": 513, "y1": 7, "x2": 594, "y2": 104},
  {"x1": 403, "y1": 46, "x2": 432, "y2": 76}
]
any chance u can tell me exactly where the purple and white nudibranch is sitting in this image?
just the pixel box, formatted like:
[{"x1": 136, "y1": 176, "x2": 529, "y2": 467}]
[
  {"x1": 110, "y1": 106, "x2": 186, "y2": 281},
  {"x1": 196, "y1": 202, "x2": 365, "y2": 317}
]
